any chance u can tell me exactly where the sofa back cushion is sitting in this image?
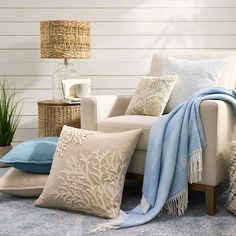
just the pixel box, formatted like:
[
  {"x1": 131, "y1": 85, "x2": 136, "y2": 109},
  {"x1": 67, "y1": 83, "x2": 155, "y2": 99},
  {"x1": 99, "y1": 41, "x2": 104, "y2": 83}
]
[{"x1": 149, "y1": 50, "x2": 236, "y2": 90}]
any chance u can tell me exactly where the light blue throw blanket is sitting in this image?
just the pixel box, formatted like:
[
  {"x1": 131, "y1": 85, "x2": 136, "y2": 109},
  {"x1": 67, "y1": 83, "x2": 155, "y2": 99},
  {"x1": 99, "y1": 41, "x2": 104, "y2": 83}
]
[{"x1": 92, "y1": 88, "x2": 236, "y2": 233}]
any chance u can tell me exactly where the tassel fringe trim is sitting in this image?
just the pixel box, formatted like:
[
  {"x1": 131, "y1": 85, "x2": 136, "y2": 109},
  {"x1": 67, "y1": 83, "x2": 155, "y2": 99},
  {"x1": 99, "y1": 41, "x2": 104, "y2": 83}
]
[
  {"x1": 188, "y1": 149, "x2": 202, "y2": 184},
  {"x1": 89, "y1": 225, "x2": 117, "y2": 234},
  {"x1": 89, "y1": 210, "x2": 127, "y2": 234},
  {"x1": 163, "y1": 187, "x2": 188, "y2": 216}
]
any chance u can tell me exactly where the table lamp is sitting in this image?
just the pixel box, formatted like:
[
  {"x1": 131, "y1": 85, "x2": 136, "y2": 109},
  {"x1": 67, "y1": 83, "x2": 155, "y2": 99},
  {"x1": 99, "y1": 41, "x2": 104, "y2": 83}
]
[{"x1": 40, "y1": 20, "x2": 90, "y2": 100}]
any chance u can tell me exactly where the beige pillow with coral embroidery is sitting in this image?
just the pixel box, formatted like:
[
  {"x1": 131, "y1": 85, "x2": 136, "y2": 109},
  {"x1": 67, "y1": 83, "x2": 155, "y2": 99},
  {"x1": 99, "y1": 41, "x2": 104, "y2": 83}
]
[
  {"x1": 125, "y1": 75, "x2": 176, "y2": 116},
  {"x1": 35, "y1": 125, "x2": 141, "y2": 219}
]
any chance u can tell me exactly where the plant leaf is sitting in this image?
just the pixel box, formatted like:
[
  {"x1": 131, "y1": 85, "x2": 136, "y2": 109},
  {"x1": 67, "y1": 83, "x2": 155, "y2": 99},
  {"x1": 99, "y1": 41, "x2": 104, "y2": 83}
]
[{"x1": 0, "y1": 79, "x2": 24, "y2": 146}]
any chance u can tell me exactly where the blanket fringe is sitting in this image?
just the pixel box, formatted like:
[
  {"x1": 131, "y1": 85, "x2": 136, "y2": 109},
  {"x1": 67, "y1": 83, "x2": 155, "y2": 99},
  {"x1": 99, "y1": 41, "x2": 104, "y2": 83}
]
[
  {"x1": 89, "y1": 210, "x2": 126, "y2": 234},
  {"x1": 89, "y1": 224, "x2": 116, "y2": 234},
  {"x1": 188, "y1": 149, "x2": 202, "y2": 184},
  {"x1": 163, "y1": 187, "x2": 188, "y2": 216}
]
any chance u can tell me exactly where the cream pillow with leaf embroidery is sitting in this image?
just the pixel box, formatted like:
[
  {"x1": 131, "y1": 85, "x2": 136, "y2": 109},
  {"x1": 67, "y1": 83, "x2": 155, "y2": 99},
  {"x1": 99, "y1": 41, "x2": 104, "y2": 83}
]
[
  {"x1": 35, "y1": 125, "x2": 141, "y2": 219},
  {"x1": 125, "y1": 75, "x2": 176, "y2": 116}
]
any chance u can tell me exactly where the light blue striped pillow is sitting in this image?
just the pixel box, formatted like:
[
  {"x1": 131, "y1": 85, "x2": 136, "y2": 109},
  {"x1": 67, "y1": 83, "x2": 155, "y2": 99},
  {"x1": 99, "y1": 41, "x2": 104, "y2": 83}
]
[{"x1": 163, "y1": 57, "x2": 225, "y2": 112}]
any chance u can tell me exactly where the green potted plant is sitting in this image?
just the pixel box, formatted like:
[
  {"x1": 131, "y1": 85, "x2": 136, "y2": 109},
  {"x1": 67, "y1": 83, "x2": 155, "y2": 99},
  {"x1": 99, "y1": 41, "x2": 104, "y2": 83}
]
[{"x1": 0, "y1": 80, "x2": 22, "y2": 167}]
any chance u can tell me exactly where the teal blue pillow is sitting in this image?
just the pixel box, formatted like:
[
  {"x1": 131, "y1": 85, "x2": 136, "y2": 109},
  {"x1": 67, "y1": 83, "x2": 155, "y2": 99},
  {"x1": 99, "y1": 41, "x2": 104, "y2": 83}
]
[{"x1": 0, "y1": 137, "x2": 58, "y2": 174}]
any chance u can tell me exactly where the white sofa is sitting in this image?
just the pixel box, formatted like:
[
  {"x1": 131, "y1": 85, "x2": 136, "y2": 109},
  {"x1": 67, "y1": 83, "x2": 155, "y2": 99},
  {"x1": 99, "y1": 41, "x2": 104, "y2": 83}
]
[{"x1": 81, "y1": 50, "x2": 236, "y2": 215}]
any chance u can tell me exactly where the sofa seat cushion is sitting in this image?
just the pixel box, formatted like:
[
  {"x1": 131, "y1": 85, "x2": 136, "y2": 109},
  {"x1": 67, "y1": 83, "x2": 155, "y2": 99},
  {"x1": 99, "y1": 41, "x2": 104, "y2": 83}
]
[{"x1": 98, "y1": 115, "x2": 160, "y2": 150}]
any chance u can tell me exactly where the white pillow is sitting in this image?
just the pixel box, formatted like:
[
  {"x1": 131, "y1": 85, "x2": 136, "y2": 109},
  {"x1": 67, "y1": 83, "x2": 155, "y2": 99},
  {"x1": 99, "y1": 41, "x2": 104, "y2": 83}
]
[{"x1": 163, "y1": 57, "x2": 225, "y2": 112}]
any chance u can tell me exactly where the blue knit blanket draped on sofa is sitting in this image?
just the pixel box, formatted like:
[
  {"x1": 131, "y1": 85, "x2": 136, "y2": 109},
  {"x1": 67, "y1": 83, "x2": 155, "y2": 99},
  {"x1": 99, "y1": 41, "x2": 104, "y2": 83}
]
[{"x1": 92, "y1": 88, "x2": 236, "y2": 233}]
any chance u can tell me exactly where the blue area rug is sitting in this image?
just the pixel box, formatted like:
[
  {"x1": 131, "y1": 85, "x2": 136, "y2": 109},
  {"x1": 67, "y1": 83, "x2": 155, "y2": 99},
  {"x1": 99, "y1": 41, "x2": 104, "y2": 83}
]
[{"x1": 0, "y1": 168, "x2": 235, "y2": 236}]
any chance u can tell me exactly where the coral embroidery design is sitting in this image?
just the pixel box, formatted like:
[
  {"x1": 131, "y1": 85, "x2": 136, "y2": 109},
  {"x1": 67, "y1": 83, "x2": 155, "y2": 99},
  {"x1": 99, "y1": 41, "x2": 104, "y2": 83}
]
[
  {"x1": 55, "y1": 126, "x2": 99, "y2": 158},
  {"x1": 51, "y1": 150, "x2": 128, "y2": 218}
]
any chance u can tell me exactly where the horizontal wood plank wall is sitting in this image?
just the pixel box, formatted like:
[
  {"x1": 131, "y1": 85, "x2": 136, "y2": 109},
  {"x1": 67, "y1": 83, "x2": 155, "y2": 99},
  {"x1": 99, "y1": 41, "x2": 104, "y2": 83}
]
[{"x1": 0, "y1": 0, "x2": 235, "y2": 144}]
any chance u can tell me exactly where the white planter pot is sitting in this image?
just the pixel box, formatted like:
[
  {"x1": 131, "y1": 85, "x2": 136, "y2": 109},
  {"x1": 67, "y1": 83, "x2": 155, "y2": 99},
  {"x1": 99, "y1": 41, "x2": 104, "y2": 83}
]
[{"x1": 0, "y1": 145, "x2": 12, "y2": 167}]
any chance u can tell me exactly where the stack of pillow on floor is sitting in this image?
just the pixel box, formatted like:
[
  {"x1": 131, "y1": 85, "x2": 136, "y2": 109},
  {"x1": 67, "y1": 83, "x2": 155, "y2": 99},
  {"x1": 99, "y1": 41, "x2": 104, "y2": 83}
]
[
  {"x1": 0, "y1": 137, "x2": 58, "y2": 197},
  {"x1": 0, "y1": 55, "x2": 228, "y2": 219}
]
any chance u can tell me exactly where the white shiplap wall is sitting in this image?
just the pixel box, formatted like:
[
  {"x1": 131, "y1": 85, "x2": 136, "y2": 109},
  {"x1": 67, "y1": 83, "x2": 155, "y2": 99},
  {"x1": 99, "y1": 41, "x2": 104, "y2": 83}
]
[{"x1": 0, "y1": 0, "x2": 236, "y2": 144}]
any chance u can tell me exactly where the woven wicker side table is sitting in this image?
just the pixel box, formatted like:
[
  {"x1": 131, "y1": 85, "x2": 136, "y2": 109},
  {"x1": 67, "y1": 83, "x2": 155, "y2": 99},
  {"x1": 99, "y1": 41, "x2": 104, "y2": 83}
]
[
  {"x1": 227, "y1": 140, "x2": 236, "y2": 215},
  {"x1": 38, "y1": 100, "x2": 80, "y2": 137}
]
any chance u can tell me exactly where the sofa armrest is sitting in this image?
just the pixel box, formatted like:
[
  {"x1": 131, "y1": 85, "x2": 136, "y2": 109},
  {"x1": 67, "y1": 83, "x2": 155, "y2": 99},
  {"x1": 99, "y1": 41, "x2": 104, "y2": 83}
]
[
  {"x1": 200, "y1": 100, "x2": 236, "y2": 185},
  {"x1": 81, "y1": 95, "x2": 132, "y2": 130}
]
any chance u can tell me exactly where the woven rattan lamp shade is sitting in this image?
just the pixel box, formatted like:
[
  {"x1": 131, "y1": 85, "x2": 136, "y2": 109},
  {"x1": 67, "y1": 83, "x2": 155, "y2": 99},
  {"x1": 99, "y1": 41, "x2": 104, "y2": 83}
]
[{"x1": 40, "y1": 20, "x2": 90, "y2": 59}]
